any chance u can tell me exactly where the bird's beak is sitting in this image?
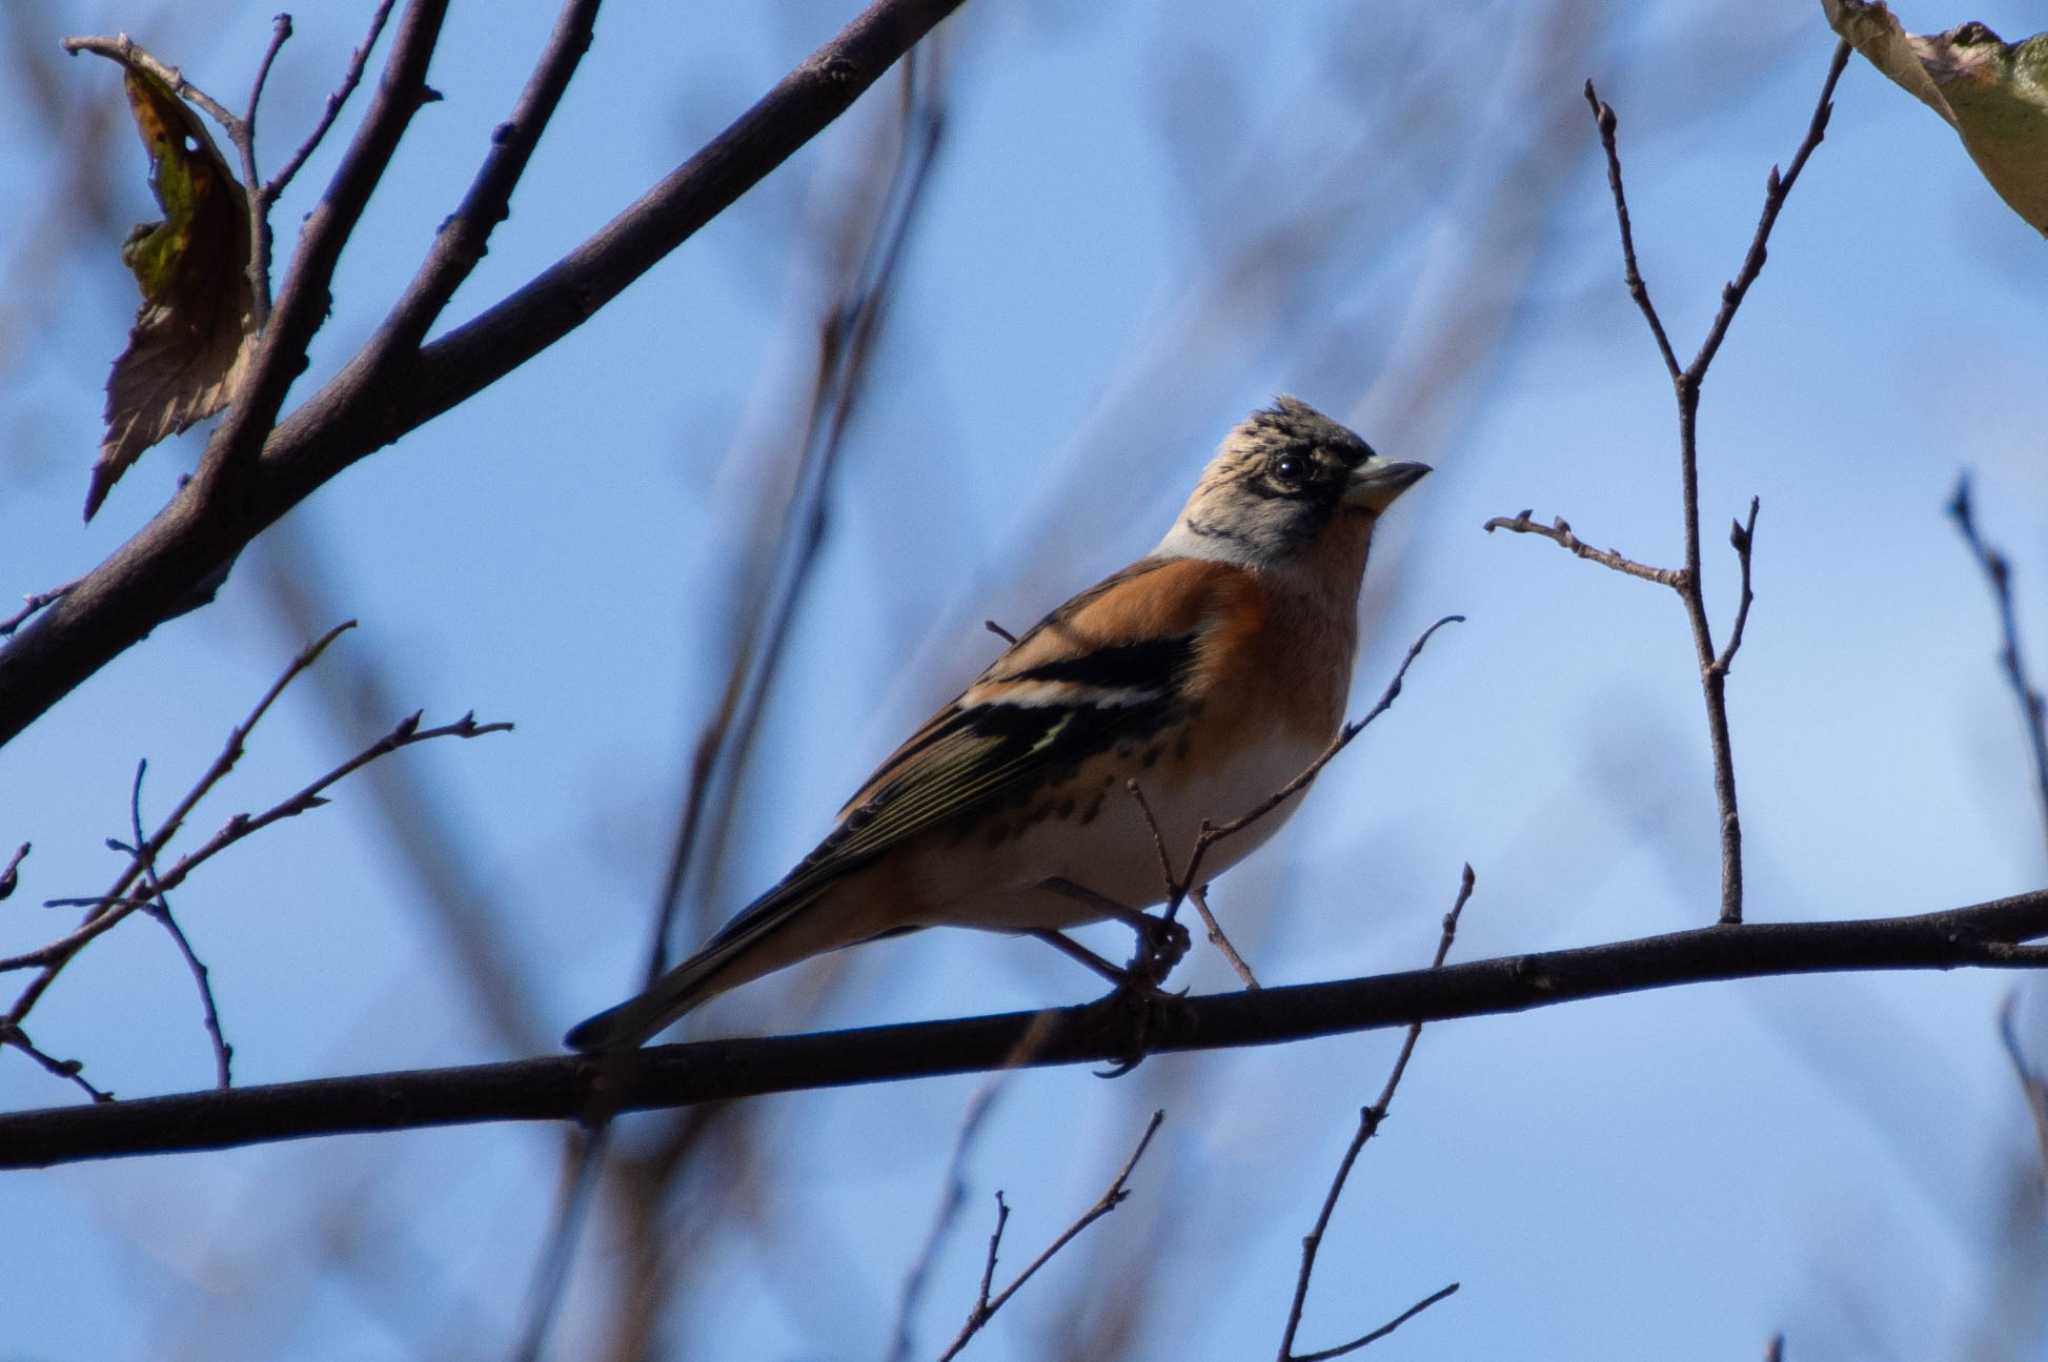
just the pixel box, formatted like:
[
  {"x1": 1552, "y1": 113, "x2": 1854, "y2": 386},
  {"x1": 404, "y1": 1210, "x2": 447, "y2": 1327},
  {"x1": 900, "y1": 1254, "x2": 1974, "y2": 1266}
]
[{"x1": 1343, "y1": 455, "x2": 1431, "y2": 513}]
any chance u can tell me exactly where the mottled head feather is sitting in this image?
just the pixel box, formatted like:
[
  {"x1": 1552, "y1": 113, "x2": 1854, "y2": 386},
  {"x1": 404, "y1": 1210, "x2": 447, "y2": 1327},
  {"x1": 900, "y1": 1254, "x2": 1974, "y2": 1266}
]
[{"x1": 1155, "y1": 396, "x2": 1385, "y2": 572}]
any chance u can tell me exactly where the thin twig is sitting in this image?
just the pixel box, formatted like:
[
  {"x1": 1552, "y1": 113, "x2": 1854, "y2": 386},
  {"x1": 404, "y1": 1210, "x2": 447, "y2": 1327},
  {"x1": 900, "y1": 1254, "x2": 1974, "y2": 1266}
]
[
  {"x1": 236, "y1": 13, "x2": 294, "y2": 323},
  {"x1": 265, "y1": 0, "x2": 395, "y2": 203},
  {"x1": 1998, "y1": 994, "x2": 2048, "y2": 1179},
  {"x1": 1481, "y1": 511, "x2": 1684, "y2": 588},
  {"x1": 1187, "y1": 883, "x2": 1260, "y2": 989},
  {"x1": 1291, "y1": 1282, "x2": 1461, "y2": 1362},
  {"x1": 1278, "y1": 864, "x2": 1473, "y2": 1360},
  {"x1": 1541, "y1": 48, "x2": 1846, "y2": 926},
  {"x1": 889, "y1": 1081, "x2": 1004, "y2": 1362},
  {"x1": 3, "y1": 624, "x2": 508, "y2": 1058},
  {"x1": 936, "y1": 1109, "x2": 1166, "y2": 1362},
  {"x1": 347, "y1": 0, "x2": 598, "y2": 384},
  {"x1": 1177, "y1": 615, "x2": 1463, "y2": 904},
  {"x1": 28, "y1": 711, "x2": 513, "y2": 936},
  {"x1": 1765, "y1": 1332, "x2": 1785, "y2": 1362},
  {"x1": 1124, "y1": 778, "x2": 1182, "y2": 910},
  {"x1": 1583, "y1": 81, "x2": 1679, "y2": 379},
  {"x1": 128, "y1": 759, "x2": 233, "y2": 1088},
  {"x1": 60, "y1": 33, "x2": 239, "y2": 128},
  {"x1": 0, "y1": 1022, "x2": 112, "y2": 1103},
  {"x1": 0, "y1": 580, "x2": 79, "y2": 637},
  {"x1": 983, "y1": 619, "x2": 1017, "y2": 645},
  {"x1": 0, "y1": 842, "x2": 27, "y2": 901},
  {"x1": 1711, "y1": 497, "x2": 1761, "y2": 678},
  {"x1": 190, "y1": 0, "x2": 450, "y2": 495},
  {"x1": 1950, "y1": 474, "x2": 2048, "y2": 858},
  {"x1": 1684, "y1": 42, "x2": 1852, "y2": 381}
]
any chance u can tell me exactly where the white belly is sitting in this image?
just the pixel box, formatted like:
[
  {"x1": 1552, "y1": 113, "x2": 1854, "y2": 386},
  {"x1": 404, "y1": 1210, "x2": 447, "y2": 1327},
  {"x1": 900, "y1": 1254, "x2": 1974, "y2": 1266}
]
[{"x1": 910, "y1": 721, "x2": 1329, "y2": 932}]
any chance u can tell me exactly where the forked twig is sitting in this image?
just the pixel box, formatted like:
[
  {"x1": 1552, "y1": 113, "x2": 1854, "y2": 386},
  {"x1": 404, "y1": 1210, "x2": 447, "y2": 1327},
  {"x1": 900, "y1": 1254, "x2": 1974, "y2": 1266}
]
[
  {"x1": 937, "y1": 1109, "x2": 1166, "y2": 1362},
  {"x1": 3, "y1": 623, "x2": 511, "y2": 1065},
  {"x1": 127, "y1": 759, "x2": 233, "y2": 1089},
  {"x1": 1491, "y1": 44, "x2": 1849, "y2": 927},
  {"x1": 1277, "y1": 865, "x2": 1473, "y2": 1360}
]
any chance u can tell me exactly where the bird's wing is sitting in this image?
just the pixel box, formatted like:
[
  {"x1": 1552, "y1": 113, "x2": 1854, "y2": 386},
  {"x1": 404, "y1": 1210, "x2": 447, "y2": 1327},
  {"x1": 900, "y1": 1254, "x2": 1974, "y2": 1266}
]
[{"x1": 701, "y1": 555, "x2": 1242, "y2": 948}]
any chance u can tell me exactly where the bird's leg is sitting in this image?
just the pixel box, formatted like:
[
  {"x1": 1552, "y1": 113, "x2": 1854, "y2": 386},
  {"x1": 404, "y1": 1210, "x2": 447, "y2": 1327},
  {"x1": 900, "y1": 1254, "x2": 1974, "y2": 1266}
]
[
  {"x1": 1028, "y1": 929, "x2": 1133, "y2": 987},
  {"x1": 1037, "y1": 877, "x2": 1190, "y2": 984},
  {"x1": 1033, "y1": 882, "x2": 1198, "y2": 1079}
]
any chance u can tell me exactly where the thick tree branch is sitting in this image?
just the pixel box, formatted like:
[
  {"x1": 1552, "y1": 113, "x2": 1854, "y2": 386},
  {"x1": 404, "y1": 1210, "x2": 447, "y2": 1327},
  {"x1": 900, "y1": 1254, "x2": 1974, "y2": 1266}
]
[
  {"x1": 3, "y1": 888, "x2": 2046, "y2": 1169},
  {"x1": 0, "y1": 0, "x2": 967, "y2": 751}
]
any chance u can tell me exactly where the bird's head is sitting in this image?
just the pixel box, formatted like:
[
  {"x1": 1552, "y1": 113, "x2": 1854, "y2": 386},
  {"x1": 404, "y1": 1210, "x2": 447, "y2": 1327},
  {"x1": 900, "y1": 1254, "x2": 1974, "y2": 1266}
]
[{"x1": 1156, "y1": 396, "x2": 1430, "y2": 575}]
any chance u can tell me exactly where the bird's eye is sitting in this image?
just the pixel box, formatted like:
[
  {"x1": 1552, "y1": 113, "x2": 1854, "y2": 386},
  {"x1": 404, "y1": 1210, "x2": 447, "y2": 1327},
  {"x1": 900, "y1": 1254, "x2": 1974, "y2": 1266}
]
[{"x1": 1271, "y1": 454, "x2": 1306, "y2": 484}]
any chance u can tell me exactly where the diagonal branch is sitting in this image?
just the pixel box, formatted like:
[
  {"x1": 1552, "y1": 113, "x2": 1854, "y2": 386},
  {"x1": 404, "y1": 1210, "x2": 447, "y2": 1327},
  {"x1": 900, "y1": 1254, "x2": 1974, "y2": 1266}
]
[
  {"x1": 0, "y1": 0, "x2": 965, "y2": 754},
  {"x1": 1278, "y1": 865, "x2": 1473, "y2": 1360},
  {"x1": 935, "y1": 1109, "x2": 1165, "y2": 1362},
  {"x1": 4, "y1": 887, "x2": 2048, "y2": 1167}
]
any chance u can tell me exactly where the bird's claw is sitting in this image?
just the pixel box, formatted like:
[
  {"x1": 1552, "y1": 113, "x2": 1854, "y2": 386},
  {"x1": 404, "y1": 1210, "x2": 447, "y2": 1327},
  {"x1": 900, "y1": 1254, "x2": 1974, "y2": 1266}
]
[{"x1": 1087, "y1": 971, "x2": 1194, "y2": 1078}]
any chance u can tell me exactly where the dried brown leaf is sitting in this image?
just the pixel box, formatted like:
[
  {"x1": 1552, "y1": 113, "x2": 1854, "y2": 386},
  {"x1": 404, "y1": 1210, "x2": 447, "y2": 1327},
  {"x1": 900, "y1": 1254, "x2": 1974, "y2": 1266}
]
[{"x1": 87, "y1": 63, "x2": 257, "y2": 519}]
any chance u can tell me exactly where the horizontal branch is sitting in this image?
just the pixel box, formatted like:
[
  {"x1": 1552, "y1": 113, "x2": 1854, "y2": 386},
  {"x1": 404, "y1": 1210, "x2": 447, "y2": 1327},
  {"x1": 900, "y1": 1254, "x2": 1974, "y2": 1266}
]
[{"x1": 3, "y1": 888, "x2": 2046, "y2": 1169}]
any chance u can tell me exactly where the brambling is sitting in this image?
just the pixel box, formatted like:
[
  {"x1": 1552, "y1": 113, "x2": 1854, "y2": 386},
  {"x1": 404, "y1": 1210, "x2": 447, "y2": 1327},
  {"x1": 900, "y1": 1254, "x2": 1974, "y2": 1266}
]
[{"x1": 566, "y1": 397, "x2": 1429, "y2": 1049}]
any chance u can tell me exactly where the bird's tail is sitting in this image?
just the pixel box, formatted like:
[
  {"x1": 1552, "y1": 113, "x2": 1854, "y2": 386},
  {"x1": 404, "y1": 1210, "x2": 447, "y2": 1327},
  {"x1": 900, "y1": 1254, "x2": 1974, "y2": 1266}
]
[{"x1": 563, "y1": 880, "x2": 835, "y2": 1051}]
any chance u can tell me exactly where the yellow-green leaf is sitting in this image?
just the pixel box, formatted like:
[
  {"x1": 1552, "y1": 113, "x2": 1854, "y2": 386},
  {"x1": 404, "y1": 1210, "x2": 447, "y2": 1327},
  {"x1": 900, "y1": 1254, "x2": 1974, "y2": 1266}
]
[
  {"x1": 1824, "y1": 1, "x2": 2048, "y2": 237},
  {"x1": 87, "y1": 62, "x2": 257, "y2": 520}
]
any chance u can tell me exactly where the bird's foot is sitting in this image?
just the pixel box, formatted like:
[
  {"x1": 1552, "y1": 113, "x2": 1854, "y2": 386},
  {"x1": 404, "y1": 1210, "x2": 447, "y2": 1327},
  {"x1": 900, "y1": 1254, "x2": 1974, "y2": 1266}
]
[{"x1": 1084, "y1": 971, "x2": 1193, "y2": 1078}]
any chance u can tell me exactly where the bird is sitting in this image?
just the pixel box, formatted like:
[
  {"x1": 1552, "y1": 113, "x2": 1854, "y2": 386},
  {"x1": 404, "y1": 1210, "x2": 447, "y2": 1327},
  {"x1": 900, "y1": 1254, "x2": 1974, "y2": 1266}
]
[{"x1": 566, "y1": 396, "x2": 1429, "y2": 1050}]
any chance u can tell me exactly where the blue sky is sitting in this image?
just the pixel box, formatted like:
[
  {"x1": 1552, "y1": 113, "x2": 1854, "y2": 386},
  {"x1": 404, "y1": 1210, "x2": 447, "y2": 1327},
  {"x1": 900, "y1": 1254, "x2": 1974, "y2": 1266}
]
[{"x1": 3, "y1": 1, "x2": 2046, "y2": 1359}]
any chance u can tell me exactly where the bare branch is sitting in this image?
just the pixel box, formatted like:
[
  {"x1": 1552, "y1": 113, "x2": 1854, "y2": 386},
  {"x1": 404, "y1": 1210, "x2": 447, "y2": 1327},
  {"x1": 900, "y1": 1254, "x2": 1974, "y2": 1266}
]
[
  {"x1": 348, "y1": 0, "x2": 601, "y2": 382},
  {"x1": 1950, "y1": 473, "x2": 2048, "y2": 857},
  {"x1": 237, "y1": 13, "x2": 295, "y2": 321},
  {"x1": 1291, "y1": 1282, "x2": 1460, "y2": 1362},
  {"x1": 22, "y1": 709, "x2": 513, "y2": 960},
  {"x1": 60, "y1": 33, "x2": 241, "y2": 130},
  {"x1": 129, "y1": 758, "x2": 233, "y2": 1089},
  {"x1": 1711, "y1": 497, "x2": 1761, "y2": 678},
  {"x1": 1685, "y1": 41, "x2": 1852, "y2": 380},
  {"x1": 1187, "y1": 883, "x2": 1261, "y2": 990},
  {"x1": 0, "y1": 1022, "x2": 113, "y2": 1103},
  {"x1": 0, "y1": 842, "x2": 27, "y2": 901},
  {"x1": 1279, "y1": 865, "x2": 1472, "y2": 1360},
  {"x1": 263, "y1": 1, "x2": 396, "y2": 203},
  {"x1": 1482, "y1": 511, "x2": 1684, "y2": 588},
  {"x1": 1582, "y1": 81, "x2": 1679, "y2": 379},
  {"x1": 936, "y1": 1109, "x2": 1165, "y2": 1362},
  {"x1": 7, "y1": 888, "x2": 2048, "y2": 1167},
  {"x1": 0, "y1": 0, "x2": 966, "y2": 753},
  {"x1": 1177, "y1": 615, "x2": 1463, "y2": 900},
  {"x1": 1513, "y1": 48, "x2": 1846, "y2": 926},
  {"x1": 0, "y1": 580, "x2": 77, "y2": 637},
  {"x1": 190, "y1": 0, "x2": 449, "y2": 497}
]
